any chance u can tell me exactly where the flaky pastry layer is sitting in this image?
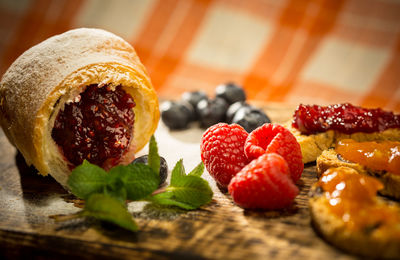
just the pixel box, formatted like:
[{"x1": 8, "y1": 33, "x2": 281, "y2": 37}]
[{"x1": 0, "y1": 28, "x2": 159, "y2": 186}]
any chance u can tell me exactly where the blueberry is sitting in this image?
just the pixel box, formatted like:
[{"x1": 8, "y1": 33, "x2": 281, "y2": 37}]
[
  {"x1": 132, "y1": 155, "x2": 168, "y2": 186},
  {"x1": 231, "y1": 107, "x2": 271, "y2": 133},
  {"x1": 179, "y1": 100, "x2": 196, "y2": 122},
  {"x1": 182, "y1": 91, "x2": 208, "y2": 110},
  {"x1": 181, "y1": 91, "x2": 208, "y2": 121},
  {"x1": 226, "y1": 101, "x2": 250, "y2": 123},
  {"x1": 197, "y1": 97, "x2": 229, "y2": 128},
  {"x1": 215, "y1": 82, "x2": 246, "y2": 105},
  {"x1": 160, "y1": 100, "x2": 193, "y2": 129}
]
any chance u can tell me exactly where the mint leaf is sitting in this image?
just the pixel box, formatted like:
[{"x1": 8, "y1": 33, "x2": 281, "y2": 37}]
[
  {"x1": 188, "y1": 162, "x2": 204, "y2": 177},
  {"x1": 149, "y1": 160, "x2": 213, "y2": 210},
  {"x1": 170, "y1": 159, "x2": 185, "y2": 185},
  {"x1": 109, "y1": 164, "x2": 159, "y2": 201},
  {"x1": 67, "y1": 160, "x2": 108, "y2": 199},
  {"x1": 81, "y1": 193, "x2": 137, "y2": 232},
  {"x1": 150, "y1": 192, "x2": 196, "y2": 210},
  {"x1": 167, "y1": 175, "x2": 213, "y2": 208},
  {"x1": 103, "y1": 177, "x2": 127, "y2": 205},
  {"x1": 148, "y1": 135, "x2": 160, "y2": 175}
]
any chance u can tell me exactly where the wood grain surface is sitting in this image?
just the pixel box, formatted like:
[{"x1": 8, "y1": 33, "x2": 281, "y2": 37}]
[{"x1": 0, "y1": 103, "x2": 358, "y2": 260}]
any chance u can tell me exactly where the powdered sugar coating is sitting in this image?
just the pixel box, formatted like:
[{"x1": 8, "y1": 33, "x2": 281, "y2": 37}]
[{"x1": 0, "y1": 28, "x2": 159, "y2": 186}]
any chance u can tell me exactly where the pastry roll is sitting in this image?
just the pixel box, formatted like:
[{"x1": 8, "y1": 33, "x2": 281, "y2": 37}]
[{"x1": 0, "y1": 28, "x2": 159, "y2": 187}]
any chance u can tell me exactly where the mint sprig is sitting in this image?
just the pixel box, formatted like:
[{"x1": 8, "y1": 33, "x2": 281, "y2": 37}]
[
  {"x1": 188, "y1": 161, "x2": 205, "y2": 177},
  {"x1": 63, "y1": 135, "x2": 213, "y2": 232},
  {"x1": 103, "y1": 177, "x2": 127, "y2": 205},
  {"x1": 81, "y1": 193, "x2": 138, "y2": 231},
  {"x1": 150, "y1": 161, "x2": 212, "y2": 210},
  {"x1": 67, "y1": 161, "x2": 108, "y2": 200},
  {"x1": 147, "y1": 135, "x2": 160, "y2": 176},
  {"x1": 108, "y1": 164, "x2": 159, "y2": 201}
]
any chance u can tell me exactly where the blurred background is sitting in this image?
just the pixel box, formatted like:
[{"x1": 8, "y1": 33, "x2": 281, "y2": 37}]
[{"x1": 1, "y1": 0, "x2": 399, "y2": 111}]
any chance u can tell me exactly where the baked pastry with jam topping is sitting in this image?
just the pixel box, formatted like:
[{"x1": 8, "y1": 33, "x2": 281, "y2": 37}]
[
  {"x1": 287, "y1": 103, "x2": 400, "y2": 163},
  {"x1": 310, "y1": 167, "x2": 400, "y2": 258},
  {"x1": 0, "y1": 28, "x2": 159, "y2": 187},
  {"x1": 317, "y1": 139, "x2": 400, "y2": 199}
]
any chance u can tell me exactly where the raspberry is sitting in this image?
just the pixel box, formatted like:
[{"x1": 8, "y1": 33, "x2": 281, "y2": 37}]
[
  {"x1": 200, "y1": 123, "x2": 250, "y2": 187},
  {"x1": 244, "y1": 123, "x2": 303, "y2": 182},
  {"x1": 228, "y1": 153, "x2": 299, "y2": 209}
]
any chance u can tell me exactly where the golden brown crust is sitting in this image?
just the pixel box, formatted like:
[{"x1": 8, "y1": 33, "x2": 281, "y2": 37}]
[
  {"x1": 286, "y1": 121, "x2": 400, "y2": 164},
  {"x1": 317, "y1": 149, "x2": 400, "y2": 199},
  {"x1": 0, "y1": 28, "x2": 159, "y2": 186},
  {"x1": 309, "y1": 196, "x2": 400, "y2": 259},
  {"x1": 335, "y1": 128, "x2": 400, "y2": 143},
  {"x1": 316, "y1": 149, "x2": 367, "y2": 178},
  {"x1": 284, "y1": 123, "x2": 334, "y2": 164},
  {"x1": 309, "y1": 171, "x2": 400, "y2": 259}
]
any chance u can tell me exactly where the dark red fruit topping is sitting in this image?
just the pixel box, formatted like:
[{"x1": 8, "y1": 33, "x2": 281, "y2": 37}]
[
  {"x1": 292, "y1": 103, "x2": 400, "y2": 135},
  {"x1": 52, "y1": 84, "x2": 135, "y2": 169}
]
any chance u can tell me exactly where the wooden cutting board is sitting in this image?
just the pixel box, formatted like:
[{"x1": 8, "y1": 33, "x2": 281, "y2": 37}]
[{"x1": 0, "y1": 103, "x2": 356, "y2": 259}]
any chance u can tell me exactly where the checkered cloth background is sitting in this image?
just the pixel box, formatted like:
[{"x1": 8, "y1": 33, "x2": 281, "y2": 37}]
[{"x1": 1, "y1": 0, "x2": 400, "y2": 111}]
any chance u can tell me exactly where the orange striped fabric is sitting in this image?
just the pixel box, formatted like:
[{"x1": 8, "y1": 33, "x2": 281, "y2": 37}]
[{"x1": 1, "y1": 0, "x2": 399, "y2": 111}]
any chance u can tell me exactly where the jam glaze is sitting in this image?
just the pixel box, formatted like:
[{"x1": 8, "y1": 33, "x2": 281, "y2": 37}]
[
  {"x1": 318, "y1": 167, "x2": 400, "y2": 235},
  {"x1": 336, "y1": 139, "x2": 400, "y2": 175},
  {"x1": 51, "y1": 84, "x2": 135, "y2": 170},
  {"x1": 292, "y1": 103, "x2": 400, "y2": 135}
]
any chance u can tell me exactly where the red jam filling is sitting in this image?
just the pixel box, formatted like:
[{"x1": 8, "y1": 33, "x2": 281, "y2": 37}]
[
  {"x1": 292, "y1": 103, "x2": 400, "y2": 135},
  {"x1": 51, "y1": 84, "x2": 135, "y2": 169}
]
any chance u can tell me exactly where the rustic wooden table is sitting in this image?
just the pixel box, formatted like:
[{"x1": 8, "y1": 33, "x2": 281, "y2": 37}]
[{"x1": 0, "y1": 103, "x2": 357, "y2": 259}]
